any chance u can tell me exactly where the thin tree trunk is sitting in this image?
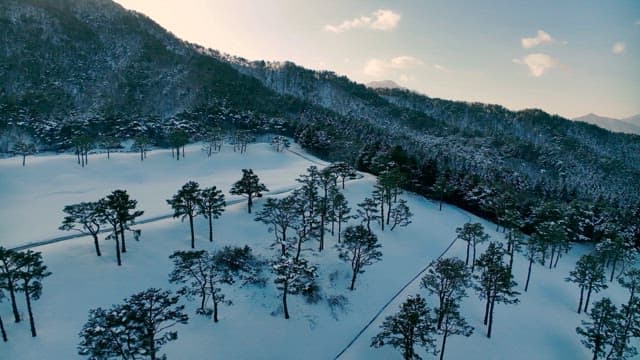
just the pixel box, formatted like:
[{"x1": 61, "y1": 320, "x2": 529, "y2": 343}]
[
  {"x1": 200, "y1": 287, "x2": 207, "y2": 312},
  {"x1": 208, "y1": 215, "x2": 213, "y2": 242},
  {"x1": 22, "y1": 154, "x2": 26, "y2": 167},
  {"x1": 338, "y1": 219, "x2": 342, "y2": 243},
  {"x1": 487, "y1": 297, "x2": 495, "y2": 338},
  {"x1": 115, "y1": 230, "x2": 122, "y2": 266},
  {"x1": 549, "y1": 248, "x2": 555, "y2": 269},
  {"x1": 584, "y1": 286, "x2": 593, "y2": 313},
  {"x1": 609, "y1": 260, "x2": 617, "y2": 282},
  {"x1": 472, "y1": 244, "x2": 477, "y2": 272},
  {"x1": 465, "y1": 243, "x2": 470, "y2": 266},
  {"x1": 483, "y1": 296, "x2": 490, "y2": 325},
  {"x1": 92, "y1": 234, "x2": 101, "y2": 257},
  {"x1": 577, "y1": 287, "x2": 584, "y2": 313},
  {"x1": 439, "y1": 328, "x2": 448, "y2": 360},
  {"x1": 247, "y1": 194, "x2": 252, "y2": 214},
  {"x1": 25, "y1": 289, "x2": 36, "y2": 337},
  {"x1": 380, "y1": 199, "x2": 385, "y2": 231},
  {"x1": 107, "y1": 149, "x2": 110, "y2": 159},
  {"x1": 283, "y1": 279, "x2": 290, "y2": 319},
  {"x1": 319, "y1": 211, "x2": 325, "y2": 252},
  {"x1": 7, "y1": 281, "x2": 20, "y2": 323},
  {"x1": 525, "y1": 259, "x2": 533, "y2": 292},
  {"x1": 350, "y1": 266, "x2": 358, "y2": 291},
  {"x1": 119, "y1": 223, "x2": 127, "y2": 253},
  {"x1": 189, "y1": 214, "x2": 195, "y2": 249},
  {"x1": 0, "y1": 315, "x2": 6, "y2": 342},
  {"x1": 213, "y1": 300, "x2": 219, "y2": 323},
  {"x1": 554, "y1": 251, "x2": 561, "y2": 268}
]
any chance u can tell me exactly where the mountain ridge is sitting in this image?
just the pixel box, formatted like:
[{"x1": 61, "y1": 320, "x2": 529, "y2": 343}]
[{"x1": 573, "y1": 113, "x2": 640, "y2": 135}]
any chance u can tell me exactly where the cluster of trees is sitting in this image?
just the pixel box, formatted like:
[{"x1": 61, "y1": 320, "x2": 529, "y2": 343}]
[
  {"x1": 78, "y1": 288, "x2": 188, "y2": 360},
  {"x1": 576, "y1": 268, "x2": 640, "y2": 359},
  {"x1": 167, "y1": 181, "x2": 226, "y2": 248},
  {"x1": 372, "y1": 238, "x2": 521, "y2": 359},
  {"x1": 0, "y1": 247, "x2": 51, "y2": 340},
  {"x1": 251, "y1": 163, "x2": 411, "y2": 318},
  {"x1": 59, "y1": 189, "x2": 144, "y2": 266},
  {"x1": 168, "y1": 246, "x2": 262, "y2": 323}
]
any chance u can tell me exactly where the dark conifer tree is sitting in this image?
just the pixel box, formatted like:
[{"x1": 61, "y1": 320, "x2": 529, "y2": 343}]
[
  {"x1": 566, "y1": 254, "x2": 608, "y2": 313},
  {"x1": 167, "y1": 181, "x2": 201, "y2": 248},
  {"x1": 12, "y1": 140, "x2": 36, "y2": 167},
  {"x1": 15, "y1": 250, "x2": 51, "y2": 337},
  {"x1": 420, "y1": 257, "x2": 471, "y2": 330},
  {"x1": 389, "y1": 199, "x2": 413, "y2": 231},
  {"x1": 60, "y1": 201, "x2": 106, "y2": 256},
  {"x1": 371, "y1": 294, "x2": 437, "y2": 360},
  {"x1": 0, "y1": 247, "x2": 22, "y2": 323},
  {"x1": 576, "y1": 298, "x2": 621, "y2": 360},
  {"x1": 474, "y1": 242, "x2": 519, "y2": 338},
  {"x1": 337, "y1": 225, "x2": 383, "y2": 290},
  {"x1": 332, "y1": 192, "x2": 352, "y2": 243},
  {"x1": 520, "y1": 233, "x2": 545, "y2": 292},
  {"x1": 0, "y1": 289, "x2": 7, "y2": 342},
  {"x1": 357, "y1": 197, "x2": 381, "y2": 233},
  {"x1": 104, "y1": 189, "x2": 143, "y2": 255},
  {"x1": 272, "y1": 252, "x2": 317, "y2": 319},
  {"x1": 230, "y1": 169, "x2": 269, "y2": 214},
  {"x1": 456, "y1": 223, "x2": 489, "y2": 271},
  {"x1": 317, "y1": 167, "x2": 338, "y2": 251},
  {"x1": 197, "y1": 186, "x2": 226, "y2": 243},
  {"x1": 255, "y1": 196, "x2": 299, "y2": 256},
  {"x1": 437, "y1": 302, "x2": 473, "y2": 360}
]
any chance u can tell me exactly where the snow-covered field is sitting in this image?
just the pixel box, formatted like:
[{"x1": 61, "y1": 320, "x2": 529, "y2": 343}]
[{"x1": 0, "y1": 143, "x2": 632, "y2": 359}]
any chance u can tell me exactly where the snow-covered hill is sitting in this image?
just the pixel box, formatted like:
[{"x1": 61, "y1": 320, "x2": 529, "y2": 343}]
[
  {"x1": 0, "y1": 143, "x2": 631, "y2": 359},
  {"x1": 573, "y1": 113, "x2": 640, "y2": 135}
]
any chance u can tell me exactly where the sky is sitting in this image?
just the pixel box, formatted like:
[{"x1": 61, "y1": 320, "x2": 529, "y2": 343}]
[{"x1": 113, "y1": 0, "x2": 640, "y2": 119}]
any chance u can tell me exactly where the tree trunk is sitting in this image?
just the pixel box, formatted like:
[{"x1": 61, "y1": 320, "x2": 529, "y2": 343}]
[
  {"x1": 25, "y1": 289, "x2": 37, "y2": 337},
  {"x1": 149, "y1": 331, "x2": 157, "y2": 360},
  {"x1": 525, "y1": 259, "x2": 533, "y2": 292},
  {"x1": 319, "y1": 211, "x2": 325, "y2": 252},
  {"x1": 350, "y1": 267, "x2": 358, "y2": 291},
  {"x1": 119, "y1": 223, "x2": 127, "y2": 253},
  {"x1": 439, "y1": 199, "x2": 443, "y2": 211},
  {"x1": 189, "y1": 214, "x2": 195, "y2": 249},
  {"x1": 439, "y1": 327, "x2": 448, "y2": 360},
  {"x1": 465, "y1": 242, "x2": 470, "y2": 266},
  {"x1": 107, "y1": 148, "x2": 110, "y2": 159},
  {"x1": 200, "y1": 287, "x2": 207, "y2": 312},
  {"x1": 176, "y1": 147, "x2": 180, "y2": 160},
  {"x1": 115, "y1": 230, "x2": 122, "y2": 266},
  {"x1": 471, "y1": 244, "x2": 477, "y2": 272},
  {"x1": 380, "y1": 199, "x2": 385, "y2": 231},
  {"x1": 609, "y1": 260, "x2": 617, "y2": 282},
  {"x1": 92, "y1": 233, "x2": 102, "y2": 257},
  {"x1": 577, "y1": 287, "x2": 584, "y2": 313},
  {"x1": 487, "y1": 296, "x2": 495, "y2": 338},
  {"x1": 584, "y1": 286, "x2": 593, "y2": 313},
  {"x1": 0, "y1": 314, "x2": 6, "y2": 342},
  {"x1": 22, "y1": 154, "x2": 26, "y2": 167},
  {"x1": 483, "y1": 295, "x2": 490, "y2": 325},
  {"x1": 283, "y1": 279, "x2": 290, "y2": 319},
  {"x1": 213, "y1": 300, "x2": 219, "y2": 323},
  {"x1": 549, "y1": 247, "x2": 555, "y2": 269},
  {"x1": 7, "y1": 281, "x2": 20, "y2": 323},
  {"x1": 247, "y1": 194, "x2": 252, "y2": 214},
  {"x1": 208, "y1": 214, "x2": 213, "y2": 242}
]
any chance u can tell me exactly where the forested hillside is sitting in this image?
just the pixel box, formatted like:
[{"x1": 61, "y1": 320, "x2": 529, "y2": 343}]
[{"x1": 1, "y1": 0, "x2": 639, "y2": 247}]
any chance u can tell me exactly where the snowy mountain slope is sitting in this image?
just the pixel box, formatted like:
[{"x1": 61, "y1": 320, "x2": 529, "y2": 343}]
[
  {"x1": 0, "y1": 143, "x2": 632, "y2": 360},
  {"x1": 573, "y1": 113, "x2": 640, "y2": 135}
]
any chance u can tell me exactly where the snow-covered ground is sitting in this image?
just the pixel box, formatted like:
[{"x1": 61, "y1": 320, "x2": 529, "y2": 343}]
[{"x1": 0, "y1": 143, "x2": 632, "y2": 359}]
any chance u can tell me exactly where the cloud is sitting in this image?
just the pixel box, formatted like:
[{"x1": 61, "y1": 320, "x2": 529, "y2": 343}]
[
  {"x1": 612, "y1": 42, "x2": 626, "y2": 54},
  {"x1": 433, "y1": 64, "x2": 453, "y2": 73},
  {"x1": 521, "y1": 30, "x2": 554, "y2": 49},
  {"x1": 324, "y1": 9, "x2": 400, "y2": 33},
  {"x1": 363, "y1": 56, "x2": 423, "y2": 77},
  {"x1": 513, "y1": 53, "x2": 558, "y2": 77}
]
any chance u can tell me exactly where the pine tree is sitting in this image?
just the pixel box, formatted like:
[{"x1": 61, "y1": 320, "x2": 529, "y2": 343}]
[
  {"x1": 60, "y1": 201, "x2": 106, "y2": 256},
  {"x1": 474, "y1": 242, "x2": 519, "y2": 338},
  {"x1": 576, "y1": 298, "x2": 621, "y2": 360},
  {"x1": 255, "y1": 196, "x2": 299, "y2": 256},
  {"x1": 389, "y1": 199, "x2": 413, "y2": 231},
  {"x1": 0, "y1": 247, "x2": 22, "y2": 323},
  {"x1": 456, "y1": 223, "x2": 489, "y2": 271},
  {"x1": 167, "y1": 181, "x2": 201, "y2": 249},
  {"x1": 317, "y1": 167, "x2": 338, "y2": 251},
  {"x1": 230, "y1": 169, "x2": 269, "y2": 214},
  {"x1": 168, "y1": 129, "x2": 189, "y2": 160},
  {"x1": 357, "y1": 197, "x2": 381, "y2": 233},
  {"x1": 328, "y1": 162, "x2": 356, "y2": 189},
  {"x1": 371, "y1": 294, "x2": 437, "y2": 360},
  {"x1": 79, "y1": 288, "x2": 188, "y2": 360},
  {"x1": 566, "y1": 254, "x2": 608, "y2": 313},
  {"x1": 15, "y1": 250, "x2": 51, "y2": 337},
  {"x1": 420, "y1": 257, "x2": 471, "y2": 330},
  {"x1": 431, "y1": 174, "x2": 452, "y2": 211},
  {"x1": 132, "y1": 135, "x2": 151, "y2": 162},
  {"x1": 169, "y1": 250, "x2": 211, "y2": 314},
  {"x1": 337, "y1": 225, "x2": 383, "y2": 290},
  {"x1": 520, "y1": 233, "x2": 545, "y2": 292},
  {"x1": 104, "y1": 190, "x2": 143, "y2": 257},
  {"x1": 332, "y1": 192, "x2": 352, "y2": 243},
  {"x1": 437, "y1": 301, "x2": 473, "y2": 360},
  {"x1": 99, "y1": 135, "x2": 120, "y2": 159},
  {"x1": 197, "y1": 186, "x2": 226, "y2": 243},
  {"x1": 609, "y1": 269, "x2": 640, "y2": 359},
  {"x1": 12, "y1": 140, "x2": 36, "y2": 167},
  {"x1": 272, "y1": 252, "x2": 317, "y2": 319}
]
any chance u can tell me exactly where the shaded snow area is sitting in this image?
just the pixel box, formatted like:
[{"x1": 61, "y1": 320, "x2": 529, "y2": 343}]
[{"x1": 0, "y1": 143, "x2": 632, "y2": 359}]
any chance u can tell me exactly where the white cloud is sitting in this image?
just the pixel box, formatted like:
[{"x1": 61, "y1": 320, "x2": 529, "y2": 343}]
[
  {"x1": 433, "y1": 64, "x2": 453, "y2": 73},
  {"x1": 521, "y1": 30, "x2": 554, "y2": 49},
  {"x1": 612, "y1": 42, "x2": 626, "y2": 54},
  {"x1": 513, "y1": 53, "x2": 558, "y2": 77},
  {"x1": 363, "y1": 56, "x2": 423, "y2": 77},
  {"x1": 324, "y1": 9, "x2": 400, "y2": 33}
]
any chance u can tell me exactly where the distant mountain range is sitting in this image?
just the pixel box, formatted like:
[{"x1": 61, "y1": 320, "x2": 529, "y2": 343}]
[
  {"x1": 366, "y1": 80, "x2": 404, "y2": 90},
  {"x1": 1, "y1": 0, "x2": 639, "y2": 209},
  {"x1": 573, "y1": 113, "x2": 640, "y2": 135}
]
